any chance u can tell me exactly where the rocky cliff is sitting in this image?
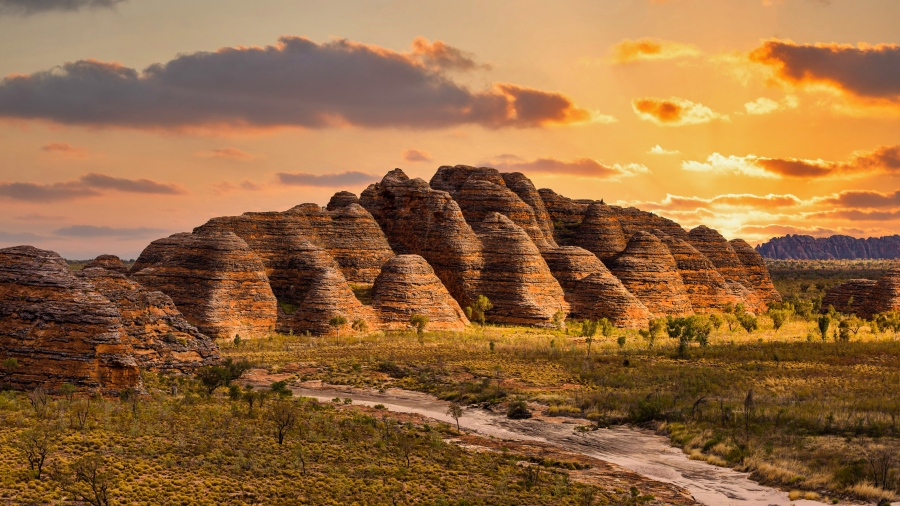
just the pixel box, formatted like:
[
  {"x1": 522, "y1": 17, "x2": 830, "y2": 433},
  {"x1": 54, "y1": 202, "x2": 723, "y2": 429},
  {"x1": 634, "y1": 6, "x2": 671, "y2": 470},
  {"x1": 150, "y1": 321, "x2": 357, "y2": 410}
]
[
  {"x1": 609, "y1": 231, "x2": 694, "y2": 317},
  {"x1": 0, "y1": 246, "x2": 140, "y2": 392},
  {"x1": 822, "y1": 279, "x2": 877, "y2": 315},
  {"x1": 756, "y1": 234, "x2": 900, "y2": 260},
  {"x1": 371, "y1": 255, "x2": 469, "y2": 331}
]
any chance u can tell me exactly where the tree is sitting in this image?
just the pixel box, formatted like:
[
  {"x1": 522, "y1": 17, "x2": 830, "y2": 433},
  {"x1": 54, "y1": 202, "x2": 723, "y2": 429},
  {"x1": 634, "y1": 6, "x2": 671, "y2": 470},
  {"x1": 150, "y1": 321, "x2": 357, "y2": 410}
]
[
  {"x1": 55, "y1": 454, "x2": 115, "y2": 506},
  {"x1": 329, "y1": 314, "x2": 348, "y2": 336},
  {"x1": 838, "y1": 318, "x2": 851, "y2": 342},
  {"x1": 709, "y1": 313, "x2": 724, "y2": 330},
  {"x1": 639, "y1": 318, "x2": 667, "y2": 348},
  {"x1": 446, "y1": 402, "x2": 464, "y2": 432},
  {"x1": 818, "y1": 314, "x2": 832, "y2": 342},
  {"x1": 196, "y1": 358, "x2": 252, "y2": 395},
  {"x1": 351, "y1": 318, "x2": 368, "y2": 333},
  {"x1": 17, "y1": 424, "x2": 57, "y2": 479},
  {"x1": 270, "y1": 380, "x2": 293, "y2": 398},
  {"x1": 734, "y1": 306, "x2": 758, "y2": 334},
  {"x1": 465, "y1": 295, "x2": 493, "y2": 327},
  {"x1": 551, "y1": 310, "x2": 567, "y2": 331},
  {"x1": 59, "y1": 383, "x2": 77, "y2": 402},
  {"x1": 267, "y1": 399, "x2": 299, "y2": 444},
  {"x1": 409, "y1": 314, "x2": 429, "y2": 335},
  {"x1": 665, "y1": 315, "x2": 713, "y2": 357},
  {"x1": 768, "y1": 309, "x2": 790, "y2": 333},
  {"x1": 581, "y1": 319, "x2": 598, "y2": 357},
  {"x1": 27, "y1": 387, "x2": 50, "y2": 419},
  {"x1": 845, "y1": 315, "x2": 865, "y2": 337}
]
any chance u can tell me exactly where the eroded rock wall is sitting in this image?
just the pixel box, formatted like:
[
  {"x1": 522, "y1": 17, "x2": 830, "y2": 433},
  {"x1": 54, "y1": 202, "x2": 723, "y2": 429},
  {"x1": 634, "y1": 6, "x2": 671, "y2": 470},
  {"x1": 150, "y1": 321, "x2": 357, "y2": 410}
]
[
  {"x1": 609, "y1": 231, "x2": 693, "y2": 317},
  {"x1": 371, "y1": 255, "x2": 469, "y2": 331}
]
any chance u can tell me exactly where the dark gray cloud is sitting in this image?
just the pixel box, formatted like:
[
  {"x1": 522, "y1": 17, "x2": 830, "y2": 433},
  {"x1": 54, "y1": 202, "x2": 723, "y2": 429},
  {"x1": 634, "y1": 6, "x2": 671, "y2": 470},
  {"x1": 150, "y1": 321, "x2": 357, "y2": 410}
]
[
  {"x1": 0, "y1": 36, "x2": 590, "y2": 131},
  {"x1": 54, "y1": 225, "x2": 166, "y2": 237},
  {"x1": 0, "y1": 173, "x2": 185, "y2": 202},
  {"x1": 817, "y1": 189, "x2": 900, "y2": 208},
  {"x1": 276, "y1": 171, "x2": 380, "y2": 188},
  {"x1": 0, "y1": 230, "x2": 44, "y2": 242},
  {"x1": 0, "y1": 0, "x2": 125, "y2": 15},
  {"x1": 751, "y1": 40, "x2": 900, "y2": 102}
]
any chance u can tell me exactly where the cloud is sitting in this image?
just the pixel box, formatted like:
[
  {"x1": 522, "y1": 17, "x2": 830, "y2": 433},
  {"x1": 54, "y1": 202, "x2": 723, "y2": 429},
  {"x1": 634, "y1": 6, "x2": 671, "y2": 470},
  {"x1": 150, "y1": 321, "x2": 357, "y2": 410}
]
[
  {"x1": 0, "y1": 36, "x2": 593, "y2": 131},
  {"x1": 15, "y1": 213, "x2": 64, "y2": 221},
  {"x1": 632, "y1": 97, "x2": 729, "y2": 126},
  {"x1": 609, "y1": 38, "x2": 701, "y2": 64},
  {"x1": 0, "y1": 230, "x2": 44, "y2": 242},
  {"x1": 41, "y1": 142, "x2": 88, "y2": 157},
  {"x1": 276, "y1": 171, "x2": 380, "y2": 188},
  {"x1": 410, "y1": 37, "x2": 486, "y2": 71},
  {"x1": 750, "y1": 39, "x2": 900, "y2": 104},
  {"x1": 212, "y1": 180, "x2": 264, "y2": 194},
  {"x1": 645, "y1": 193, "x2": 803, "y2": 211},
  {"x1": 487, "y1": 156, "x2": 649, "y2": 180},
  {"x1": 648, "y1": 144, "x2": 680, "y2": 155},
  {"x1": 736, "y1": 224, "x2": 852, "y2": 238},
  {"x1": 743, "y1": 95, "x2": 799, "y2": 115},
  {"x1": 0, "y1": 173, "x2": 185, "y2": 202},
  {"x1": 402, "y1": 149, "x2": 432, "y2": 163},
  {"x1": 197, "y1": 147, "x2": 255, "y2": 161},
  {"x1": 814, "y1": 189, "x2": 900, "y2": 208},
  {"x1": 0, "y1": 0, "x2": 125, "y2": 15},
  {"x1": 682, "y1": 145, "x2": 900, "y2": 179},
  {"x1": 54, "y1": 225, "x2": 166, "y2": 237}
]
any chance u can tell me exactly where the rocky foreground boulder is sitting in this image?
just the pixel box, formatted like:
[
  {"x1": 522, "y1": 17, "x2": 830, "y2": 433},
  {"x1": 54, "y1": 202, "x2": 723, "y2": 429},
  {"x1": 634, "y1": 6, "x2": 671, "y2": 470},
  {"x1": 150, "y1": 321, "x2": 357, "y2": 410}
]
[{"x1": 0, "y1": 246, "x2": 140, "y2": 392}]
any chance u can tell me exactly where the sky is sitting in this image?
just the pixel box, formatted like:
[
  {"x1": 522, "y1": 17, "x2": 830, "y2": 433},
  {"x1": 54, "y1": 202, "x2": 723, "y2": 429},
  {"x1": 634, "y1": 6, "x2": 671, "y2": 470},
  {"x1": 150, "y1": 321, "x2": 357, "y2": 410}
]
[{"x1": 0, "y1": 0, "x2": 899, "y2": 259}]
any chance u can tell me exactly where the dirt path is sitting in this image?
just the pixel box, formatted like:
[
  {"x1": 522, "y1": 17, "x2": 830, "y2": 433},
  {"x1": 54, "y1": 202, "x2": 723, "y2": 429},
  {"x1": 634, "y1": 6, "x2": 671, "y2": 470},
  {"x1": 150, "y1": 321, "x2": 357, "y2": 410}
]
[{"x1": 247, "y1": 379, "x2": 870, "y2": 506}]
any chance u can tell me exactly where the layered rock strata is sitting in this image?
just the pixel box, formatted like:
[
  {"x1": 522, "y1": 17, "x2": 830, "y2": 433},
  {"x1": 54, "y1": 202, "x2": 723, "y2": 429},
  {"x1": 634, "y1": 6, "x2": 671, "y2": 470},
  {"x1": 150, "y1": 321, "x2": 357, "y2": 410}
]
[
  {"x1": 862, "y1": 268, "x2": 900, "y2": 317},
  {"x1": 130, "y1": 231, "x2": 277, "y2": 339},
  {"x1": 371, "y1": 255, "x2": 469, "y2": 331},
  {"x1": 687, "y1": 226, "x2": 765, "y2": 312},
  {"x1": 0, "y1": 246, "x2": 139, "y2": 392},
  {"x1": 757, "y1": 234, "x2": 900, "y2": 260},
  {"x1": 84, "y1": 254, "x2": 129, "y2": 274},
  {"x1": 199, "y1": 203, "x2": 394, "y2": 284},
  {"x1": 651, "y1": 231, "x2": 738, "y2": 312},
  {"x1": 326, "y1": 191, "x2": 360, "y2": 211},
  {"x1": 609, "y1": 232, "x2": 693, "y2": 317},
  {"x1": 822, "y1": 279, "x2": 877, "y2": 315},
  {"x1": 77, "y1": 264, "x2": 220, "y2": 371},
  {"x1": 572, "y1": 203, "x2": 628, "y2": 261},
  {"x1": 729, "y1": 239, "x2": 782, "y2": 305}
]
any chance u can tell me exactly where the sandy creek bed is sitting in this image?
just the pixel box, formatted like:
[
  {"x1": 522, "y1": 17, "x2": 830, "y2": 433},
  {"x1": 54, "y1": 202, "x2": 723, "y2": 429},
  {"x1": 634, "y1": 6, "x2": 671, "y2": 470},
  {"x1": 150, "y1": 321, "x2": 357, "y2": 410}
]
[{"x1": 246, "y1": 378, "x2": 880, "y2": 506}]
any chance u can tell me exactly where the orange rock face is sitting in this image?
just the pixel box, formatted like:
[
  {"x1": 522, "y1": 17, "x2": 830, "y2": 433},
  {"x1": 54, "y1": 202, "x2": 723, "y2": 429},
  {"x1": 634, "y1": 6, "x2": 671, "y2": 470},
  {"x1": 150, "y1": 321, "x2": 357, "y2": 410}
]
[
  {"x1": 609, "y1": 232, "x2": 693, "y2": 317},
  {"x1": 0, "y1": 246, "x2": 140, "y2": 393},
  {"x1": 199, "y1": 202, "x2": 394, "y2": 284},
  {"x1": 687, "y1": 226, "x2": 765, "y2": 312},
  {"x1": 823, "y1": 279, "x2": 877, "y2": 316},
  {"x1": 651, "y1": 231, "x2": 738, "y2": 313},
  {"x1": 729, "y1": 239, "x2": 782, "y2": 305},
  {"x1": 84, "y1": 254, "x2": 129, "y2": 274},
  {"x1": 131, "y1": 231, "x2": 277, "y2": 339},
  {"x1": 476, "y1": 213, "x2": 569, "y2": 325},
  {"x1": 862, "y1": 268, "x2": 900, "y2": 317},
  {"x1": 326, "y1": 191, "x2": 360, "y2": 211},
  {"x1": 371, "y1": 255, "x2": 469, "y2": 331},
  {"x1": 77, "y1": 264, "x2": 220, "y2": 372},
  {"x1": 572, "y1": 203, "x2": 628, "y2": 261}
]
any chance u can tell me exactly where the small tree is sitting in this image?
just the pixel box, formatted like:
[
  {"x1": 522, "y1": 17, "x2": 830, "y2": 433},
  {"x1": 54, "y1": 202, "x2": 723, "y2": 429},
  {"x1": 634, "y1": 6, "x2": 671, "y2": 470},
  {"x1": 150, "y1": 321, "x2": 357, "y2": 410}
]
[
  {"x1": 768, "y1": 309, "x2": 790, "y2": 333},
  {"x1": 838, "y1": 319, "x2": 851, "y2": 342},
  {"x1": 17, "y1": 424, "x2": 57, "y2": 479},
  {"x1": 709, "y1": 313, "x2": 724, "y2": 330},
  {"x1": 581, "y1": 319, "x2": 598, "y2": 356},
  {"x1": 55, "y1": 453, "x2": 115, "y2": 506},
  {"x1": 27, "y1": 387, "x2": 50, "y2": 419},
  {"x1": 351, "y1": 318, "x2": 368, "y2": 334},
  {"x1": 410, "y1": 314, "x2": 429, "y2": 335},
  {"x1": 446, "y1": 402, "x2": 464, "y2": 432},
  {"x1": 197, "y1": 358, "x2": 251, "y2": 395},
  {"x1": 551, "y1": 310, "x2": 567, "y2": 331},
  {"x1": 267, "y1": 399, "x2": 299, "y2": 444},
  {"x1": 465, "y1": 295, "x2": 493, "y2": 327},
  {"x1": 818, "y1": 314, "x2": 832, "y2": 342},
  {"x1": 59, "y1": 383, "x2": 77, "y2": 402},
  {"x1": 329, "y1": 315, "x2": 348, "y2": 336}
]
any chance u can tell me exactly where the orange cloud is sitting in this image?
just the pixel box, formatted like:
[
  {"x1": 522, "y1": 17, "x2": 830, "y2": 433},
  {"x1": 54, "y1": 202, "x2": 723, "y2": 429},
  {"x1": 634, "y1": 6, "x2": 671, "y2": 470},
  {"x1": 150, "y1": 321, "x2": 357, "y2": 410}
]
[
  {"x1": 402, "y1": 149, "x2": 432, "y2": 163},
  {"x1": 609, "y1": 38, "x2": 701, "y2": 64},
  {"x1": 40, "y1": 142, "x2": 88, "y2": 157},
  {"x1": 647, "y1": 193, "x2": 803, "y2": 211},
  {"x1": 0, "y1": 36, "x2": 592, "y2": 131},
  {"x1": 410, "y1": 37, "x2": 486, "y2": 71},
  {"x1": 0, "y1": 173, "x2": 185, "y2": 202},
  {"x1": 682, "y1": 145, "x2": 900, "y2": 179},
  {"x1": 486, "y1": 156, "x2": 649, "y2": 180},
  {"x1": 632, "y1": 97, "x2": 728, "y2": 126},
  {"x1": 197, "y1": 147, "x2": 255, "y2": 161},
  {"x1": 750, "y1": 39, "x2": 900, "y2": 106}
]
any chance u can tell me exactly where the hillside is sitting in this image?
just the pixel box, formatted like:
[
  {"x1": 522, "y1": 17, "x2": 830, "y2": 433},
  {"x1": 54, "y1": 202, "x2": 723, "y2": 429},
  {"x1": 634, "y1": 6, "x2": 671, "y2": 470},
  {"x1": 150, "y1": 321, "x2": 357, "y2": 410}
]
[{"x1": 756, "y1": 234, "x2": 900, "y2": 260}]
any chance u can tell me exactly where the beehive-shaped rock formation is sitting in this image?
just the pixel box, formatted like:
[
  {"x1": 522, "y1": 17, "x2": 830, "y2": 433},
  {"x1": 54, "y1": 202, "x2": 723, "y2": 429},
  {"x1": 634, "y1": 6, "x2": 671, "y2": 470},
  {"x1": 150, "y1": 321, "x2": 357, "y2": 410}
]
[
  {"x1": 84, "y1": 254, "x2": 129, "y2": 274},
  {"x1": 543, "y1": 246, "x2": 650, "y2": 327},
  {"x1": 272, "y1": 240, "x2": 376, "y2": 335},
  {"x1": 477, "y1": 213, "x2": 568, "y2": 325},
  {"x1": 77, "y1": 264, "x2": 220, "y2": 371},
  {"x1": 501, "y1": 172, "x2": 557, "y2": 245},
  {"x1": 823, "y1": 279, "x2": 877, "y2": 315},
  {"x1": 614, "y1": 206, "x2": 689, "y2": 240},
  {"x1": 0, "y1": 246, "x2": 140, "y2": 392},
  {"x1": 326, "y1": 191, "x2": 360, "y2": 211},
  {"x1": 538, "y1": 188, "x2": 593, "y2": 244},
  {"x1": 573, "y1": 203, "x2": 628, "y2": 261},
  {"x1": 609, "y1": 232, "x2": 693, "y2": 317},
  {"x1": 360, "y1": 169, "x2": 484, "y2": 307},
  {"x1": 433, "y1": 166, "x2": 556, "y2": 249},
  {"x1": 687, "y1": 226, "x2": 765, "y2": 312},
  {"x1": 651, "y1": 231, "x2": 738, "y2": 312},
  {"x1": 131, "y1": 231, "x2": 277, "y2": 339},
  {"x1": 729, "y1": 239, "x2": 782, "y2": 305},
  {"x1": 862, "y1": 268, "x2": 900, "y2": 317},
  {"x1": 199, "y1": 202, "x2": 394, "y2": 284},
  {"x1": 371, "y1": 255, "x2": 469, "y2": 331}
]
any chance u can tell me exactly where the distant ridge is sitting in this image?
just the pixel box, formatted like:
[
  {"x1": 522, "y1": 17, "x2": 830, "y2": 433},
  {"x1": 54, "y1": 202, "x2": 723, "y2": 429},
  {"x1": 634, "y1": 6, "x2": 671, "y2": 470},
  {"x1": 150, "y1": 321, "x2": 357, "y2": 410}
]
[{"x1": 756, "y1": 234, "x2": 900, "y2": 260}]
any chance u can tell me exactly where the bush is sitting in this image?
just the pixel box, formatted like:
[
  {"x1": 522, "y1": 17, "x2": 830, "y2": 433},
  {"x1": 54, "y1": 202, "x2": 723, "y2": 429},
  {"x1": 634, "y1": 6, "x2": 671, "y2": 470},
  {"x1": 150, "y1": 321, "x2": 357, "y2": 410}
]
[{"x1": 506, "y1": 401, "x2": 532, "y2": 419}]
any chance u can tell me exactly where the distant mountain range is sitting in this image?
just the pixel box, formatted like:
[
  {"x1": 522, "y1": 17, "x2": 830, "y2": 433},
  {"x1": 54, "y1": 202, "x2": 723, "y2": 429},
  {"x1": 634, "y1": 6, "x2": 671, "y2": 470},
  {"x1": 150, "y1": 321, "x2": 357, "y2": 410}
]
[{"x1": 756, "y1": 234, "x2": 900, "y2": 260}]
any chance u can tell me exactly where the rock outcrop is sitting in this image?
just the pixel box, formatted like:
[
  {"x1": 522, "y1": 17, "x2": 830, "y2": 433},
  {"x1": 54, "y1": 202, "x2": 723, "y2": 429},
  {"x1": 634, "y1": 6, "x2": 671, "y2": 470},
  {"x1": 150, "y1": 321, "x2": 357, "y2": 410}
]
[
  {"x1": 542, "y1": 247, "x2": 650, "y2": 327},
  {"x1": 538, "y1": 189, "x2": 593, "y2": 245},
  {"x1": 862, "y1": 268, "x2": 900, "y2": 317},
  {"x1": 687, "y1": 226, "x2": 764, "y2": 312},
  {"x1": 823, "y1": 279, "x2": 877, "y2": 315},
  {"x1": 77, "y1": 264, "x2": 220, "y2": 371},
  {"x1": 199, "y1": 202, "x2": 394, "y2": 284},
  {"x1": 477, "y1": 213, "x2": 568, "y2": 325},
  {"x1": 130, "y1": 231, "x2": 277, "y2": 339},
  {"x1": 651, "y1": 231, "x2": 738, "y2": 312},
  {"x1": 609, "y1": 232, "x2": 693, "y2": 317},
  {"x1": 729, "y1": 239, "x2": 782, "y2": 305},
  {"x1": 371, "y1": 255, "x2": 469, "y2": 331},
  {"x1": 326, "y1": 191, "x2": 360, "y2": 211},
  {"x1": 572, "y1": 203, "x2": 628, "y2": 261},
  {"x1": 360, "y1": 169, "x2": 484, "y2": 307},
  {"x1": 0, "y1": 246, "x2": 140, "y2": 392},
  {"x1": 84, "y1": 254, "x2": 129, "y2": 274},
  {"x1": 756, "y1": 234, "x2": 900, "y2": 260},
  {"x1": 614, "y1": 207, "x2": 688, "y2": 240}
]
